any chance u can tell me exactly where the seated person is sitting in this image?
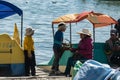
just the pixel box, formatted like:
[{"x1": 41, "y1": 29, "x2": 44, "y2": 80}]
[
  {"x1": 64, "y1": 28, "x2": 93, "y2": 77},
  {"x1": 105, "y1": 29, "x2": 120, "y2": 67}
]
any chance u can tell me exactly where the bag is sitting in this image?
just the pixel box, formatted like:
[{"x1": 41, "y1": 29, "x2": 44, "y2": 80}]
[
  {"x1": 73, "y1": 60, "x2": 116, "y2": 80},
  {"x1": 110, "y1": 71, "x2": 120, "y2": 80}
]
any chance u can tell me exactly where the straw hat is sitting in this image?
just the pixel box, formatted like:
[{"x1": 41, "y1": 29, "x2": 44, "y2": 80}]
[
  {"x1": 25, "y1": 27, "x2": 34, "y2": 36},
  {"x1": 77, "y1": 28, "x2": 91, "y2": 36}
]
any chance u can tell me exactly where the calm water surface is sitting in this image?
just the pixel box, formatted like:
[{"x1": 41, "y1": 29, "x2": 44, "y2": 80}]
[{"x1": 1, "y1": 0, "x2": 120, "y2": 64}]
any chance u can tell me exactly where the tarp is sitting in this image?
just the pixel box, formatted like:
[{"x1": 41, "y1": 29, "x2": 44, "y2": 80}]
[
  {"x1": 73, "y1": 60, "x2": 116, "y2": 80},
  {"x1": 0, "y1": 0, "x2": 23, "y2": 19}
]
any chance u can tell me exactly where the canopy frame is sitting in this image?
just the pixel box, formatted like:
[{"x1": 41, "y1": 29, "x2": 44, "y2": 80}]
[{"x1": 51, "y1": 11, "x2": 117, "y2": 44}]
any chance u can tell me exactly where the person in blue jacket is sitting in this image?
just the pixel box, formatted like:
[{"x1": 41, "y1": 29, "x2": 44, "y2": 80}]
[{"x1": 51, "y1": 22, "x2": 67, "y2": 75}]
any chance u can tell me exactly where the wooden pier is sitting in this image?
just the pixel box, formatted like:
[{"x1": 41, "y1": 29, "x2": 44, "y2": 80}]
[{"x1": 0, "y1": 67, "x2": 72, "y2": 80}]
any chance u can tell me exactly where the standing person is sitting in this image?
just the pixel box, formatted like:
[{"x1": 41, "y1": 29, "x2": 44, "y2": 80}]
[
  {"x1": 51, "y1": 22, "x2": 67, "y2": 75},
  {"x1": 114, "y1": 19, "x2": 120, "y2": 38},
  {"x1": 105, "y1": 29, "x2": 120, "y2": 67},
  {"x1": 23, "y1": 27, "x2": 36, "y2": 76},
  {"x1": 64, "y1": 28, "x2": 93, "y2": 77}
]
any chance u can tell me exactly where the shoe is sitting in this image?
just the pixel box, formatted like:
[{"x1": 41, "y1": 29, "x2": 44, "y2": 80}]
[
  {"x1": 50, "y1": 71, "x2": 55, "y2": 74},
  {"x1": 25, "y1": 74, "x2": 30, "y2": 76},
  {"x1": 54, "y1": 70, "x2": 63, "y2": 75},
  {"x1": 32, "y1": 74, "x2": 38, "y2": 76},
  {"x1": 66, "y1": 74, "x2": 72, "y2": 77},
  {"x1": 49, "y1": 70, "x2": 56, "y2": 74}
]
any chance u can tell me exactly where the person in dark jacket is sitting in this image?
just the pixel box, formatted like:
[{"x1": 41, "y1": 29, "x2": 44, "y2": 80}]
[
  {"x1": 64, "y1": 28, "x2": 93, "y2": 77},
  {"x1": 114, "y1": 19, "x2": 120, "y2": 38},
  {"x1": 51, "y1": 22, "x2": 67, "y2": 75},
  {"x1": 105, "y1": 29, "x2": 120, "y2": 67}
]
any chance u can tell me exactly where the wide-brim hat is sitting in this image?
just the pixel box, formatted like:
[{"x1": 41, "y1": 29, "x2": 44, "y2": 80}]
[
  {"x1": 77, "y1": 28, "x2": 91, "y2": 36},
  {"x1": 25, "y1": 27, "x2": 34, "y2": 36}
]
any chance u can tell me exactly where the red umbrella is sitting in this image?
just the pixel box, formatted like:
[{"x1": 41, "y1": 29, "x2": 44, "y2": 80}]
[
  {"x1": 52, "y1": 11, "x2": 117, "y2": 28},
  {"x1": 85, "y1": 12, "x2": 117, "y2": 28}
]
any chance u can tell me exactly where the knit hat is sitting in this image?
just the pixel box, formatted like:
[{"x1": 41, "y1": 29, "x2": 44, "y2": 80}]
[
  {"x1": 110, "y1": 29, "x2": 117, "y2": 35},
  {"x1": 25, "y1": 27, "x2": 34, "y2": 36},
  {"x1": 58, "y1": 22, "x2": 67, "y2": 30}
]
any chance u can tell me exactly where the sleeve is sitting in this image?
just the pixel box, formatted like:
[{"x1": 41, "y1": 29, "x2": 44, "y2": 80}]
[
  {"x1": 55, "y1": 32, "x2": 63, "y2": 42},
  {"x1": 104, "y1": 41, "x2": 112, "y2": 55},
  {"x1": 85, "y1": 40, "x2": 92, "y2": 51},
  {"x1": 23, "y1": 37, "x2": 28, "y2": 50},
  {"x1": 77, "y1": 39, "x2": 92, "y2": 55},
  {"x1": 79, "y1": 40, "x2": 92, "y2": 51}
]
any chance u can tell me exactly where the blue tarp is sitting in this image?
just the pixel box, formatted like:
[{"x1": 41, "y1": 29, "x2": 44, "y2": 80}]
[
  {"x1": 73, "y1": 60, "x2": 116, "y2": 80},
  {"x1": 0, "y1": 0, "x2": 23, "y2": 19}
]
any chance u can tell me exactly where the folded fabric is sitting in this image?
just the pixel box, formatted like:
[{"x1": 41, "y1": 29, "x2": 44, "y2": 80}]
[{"x1": 73, "y1": 60, "x2": 116, "y2": 80}]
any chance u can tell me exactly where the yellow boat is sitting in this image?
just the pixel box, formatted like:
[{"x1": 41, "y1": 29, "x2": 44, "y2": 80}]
[{"x1": 0, "y1": 1, "x2": 24, "y2": 76}]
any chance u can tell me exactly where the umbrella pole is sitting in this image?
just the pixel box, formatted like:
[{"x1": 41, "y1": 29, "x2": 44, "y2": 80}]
[
  {"x1": 70, "y1": 23, "x2": 72, "y2": 47},
  {"x1": 93, "y1": 24, "x2": 95, "y2": 59},
  {"x1": 52, "y1": 23, "x2": 54, "y2": 41},
  {"x1": 21, "y1": 14, "x2": 23, "y2": 47},
  {"x1": 93, "y1": 24, "x2": 95, "y2": 42}
]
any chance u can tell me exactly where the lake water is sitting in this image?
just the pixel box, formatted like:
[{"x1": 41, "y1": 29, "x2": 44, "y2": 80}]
[{"x1": 1, "y1": 0, "x2": 120, "y2": 64}]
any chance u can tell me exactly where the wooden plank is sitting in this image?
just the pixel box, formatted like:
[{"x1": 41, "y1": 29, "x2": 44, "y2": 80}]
[{"x1": 0, "y1": 67, "x2": 72, "y2": 80}]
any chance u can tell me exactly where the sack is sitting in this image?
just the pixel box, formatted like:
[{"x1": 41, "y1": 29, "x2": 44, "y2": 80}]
[
  {"x1": 110, "y1": 71, "x2": 120, "y2": 80},
  {"x1": 73, "y1": 60, "x2": 116, "y2": 80}
]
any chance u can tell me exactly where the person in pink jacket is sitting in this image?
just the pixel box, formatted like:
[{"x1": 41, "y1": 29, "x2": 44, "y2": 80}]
[{"x1": 64, "y1": 28, "x2": 93, "y2": 77}]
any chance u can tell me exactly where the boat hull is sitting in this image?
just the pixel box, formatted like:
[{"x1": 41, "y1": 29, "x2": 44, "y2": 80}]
[{"x1": 38, "y1": 43, "x2": 108, "y2": 71}]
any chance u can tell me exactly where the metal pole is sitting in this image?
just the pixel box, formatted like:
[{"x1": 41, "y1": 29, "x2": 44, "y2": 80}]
[
  {"x1": 52, "y1": 23, "x2": 54, "y2": 41},
  {"x1": 93, "y1": 24, "x2": 95, "y2": 59},
  {"x1": 21, "y1": 14, "x2": 23, "y2": 47},
  {"x1": 70, "y1": 23, "x2": 72, "y2": 47},
  {"x1": 93, "y1": 24, "x2": 95, "y2": 42}
]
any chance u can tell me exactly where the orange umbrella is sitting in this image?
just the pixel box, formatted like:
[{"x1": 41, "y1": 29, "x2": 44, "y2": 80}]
[
  {"x1": 52, "y1": 11, "x2": 117, "y2": 28},
  {"x1": 52, "y1": 11, "x2": 92, "y2": 24},
  {"x1": 86, "y1": 12, "x2": 117, "y2": 28},
  {"x1": 52, "y1": 14, "x2": 80, "y2": 24}
]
